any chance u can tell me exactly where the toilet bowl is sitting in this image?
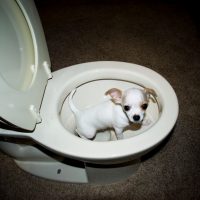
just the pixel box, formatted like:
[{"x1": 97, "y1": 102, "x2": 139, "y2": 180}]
[{"x1": 0, "y1": 0, "x2": 179, "y2": 183}]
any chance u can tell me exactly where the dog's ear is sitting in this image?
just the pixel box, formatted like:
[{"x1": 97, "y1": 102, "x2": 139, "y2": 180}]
[
  {"x1": 105, "y1": 88, "x2": 122, "y2": 104},
  {"x1": 144, "y1": 88, "x2": 157, "y2": 102}
]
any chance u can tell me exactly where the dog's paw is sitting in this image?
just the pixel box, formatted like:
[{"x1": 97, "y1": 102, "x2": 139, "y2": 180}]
[{"x1": 116, "y1": 133, "x2": 124, "y2": 140}]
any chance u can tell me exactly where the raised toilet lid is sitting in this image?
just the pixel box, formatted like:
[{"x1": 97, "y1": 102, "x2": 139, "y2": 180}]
[{"x1": 0, "y1": 0, "x2": 51, "y2": 131}]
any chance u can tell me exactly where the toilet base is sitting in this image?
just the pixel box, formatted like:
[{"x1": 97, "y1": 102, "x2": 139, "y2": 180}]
[
  {"x1": 14, "y1": 159, "x2": 89, "y2": 183},
  {"x1": 14, "y1": 158, "x2": 140, "y2": 184},
  {"x1": 85, "y1": 159, "x2": 140, "y2": 184},
  {"x1": 0, "y1": 141, "x2": 140, "y2": 184}
]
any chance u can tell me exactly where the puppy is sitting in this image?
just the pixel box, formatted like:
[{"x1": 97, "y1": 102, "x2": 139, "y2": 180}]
[{"x1": 69, "y1": 87, "x2": 157, "y2": 140}]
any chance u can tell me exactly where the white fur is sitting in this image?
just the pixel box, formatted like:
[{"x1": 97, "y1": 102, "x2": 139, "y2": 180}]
[{"x1": 68, "y1": 87, "x2": 154, "y2": 140}]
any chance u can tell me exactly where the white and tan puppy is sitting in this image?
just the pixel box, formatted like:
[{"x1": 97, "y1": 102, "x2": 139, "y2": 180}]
[{"x1": 69, "y1": 87, "x2": 156, "y2": 140}]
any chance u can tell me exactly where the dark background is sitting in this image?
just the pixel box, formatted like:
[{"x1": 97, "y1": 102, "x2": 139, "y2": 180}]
[{"x1": 1, "y1": 0, "x2": 200, "y2": 199}]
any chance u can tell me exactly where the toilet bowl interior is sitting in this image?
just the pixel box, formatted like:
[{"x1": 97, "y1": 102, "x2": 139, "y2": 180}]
[{"x1": 59, "y1": 79, "x2": 160, "y2": 141}]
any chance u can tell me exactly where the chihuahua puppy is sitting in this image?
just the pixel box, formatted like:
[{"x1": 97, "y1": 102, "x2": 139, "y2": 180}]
[{"x1": 69, "y1": 87, "x2": 157, "y2": 140}]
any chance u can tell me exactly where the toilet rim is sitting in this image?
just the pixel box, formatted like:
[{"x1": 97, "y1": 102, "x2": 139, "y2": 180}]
[{"x1": 30, "y1": 61, "x2": 179, "y2": 162}]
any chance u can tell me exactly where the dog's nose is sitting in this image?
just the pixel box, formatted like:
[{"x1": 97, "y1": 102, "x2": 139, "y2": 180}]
[{"x1": 133, "y1": 115, "x2": 140, "y2": 122}]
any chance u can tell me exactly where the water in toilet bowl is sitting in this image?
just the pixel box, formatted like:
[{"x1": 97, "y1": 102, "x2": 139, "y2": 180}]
[{"x1": 59, "y1": 79, "x2": 160, "y2": 142}]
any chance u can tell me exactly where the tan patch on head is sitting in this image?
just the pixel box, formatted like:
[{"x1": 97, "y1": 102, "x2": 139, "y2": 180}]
[
  {"x1": 144, "y1": 88, "x2": 157, "y2": 103},
  {"x1": 105, "y1": 88, "x2": 122, "y2": 104}
]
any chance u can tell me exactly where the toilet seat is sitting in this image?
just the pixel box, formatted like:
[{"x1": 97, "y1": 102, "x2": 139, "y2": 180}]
[{"x1": 30, "y1": 61, "x2": 178, "y2": 163}]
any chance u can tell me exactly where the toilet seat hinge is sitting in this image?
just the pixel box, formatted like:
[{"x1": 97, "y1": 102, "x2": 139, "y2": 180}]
[
  {"x1": 30, "y1": 105, "x2": 42, "y2": 124},
  {"x1": 43, "y1": 61, "x2": 52, "y2": 79}
]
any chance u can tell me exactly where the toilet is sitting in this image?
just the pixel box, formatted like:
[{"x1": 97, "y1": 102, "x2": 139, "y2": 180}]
[{"x1": 0, "y1": 0, "x2": 179, "y2": 184}]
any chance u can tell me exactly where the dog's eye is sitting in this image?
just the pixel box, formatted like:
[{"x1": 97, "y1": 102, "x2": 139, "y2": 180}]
[
  {"x1": 124, "y1": 105, "x2": 130, "y2": 111},
  {"x1": 141, "y1": 103, "x2": 148, "y2": 110}
]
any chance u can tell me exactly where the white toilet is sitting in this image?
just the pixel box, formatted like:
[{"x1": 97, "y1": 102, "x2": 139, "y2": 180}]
[{"x1": 0, "y1": 0, "x2": 179, "y2": 184}]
